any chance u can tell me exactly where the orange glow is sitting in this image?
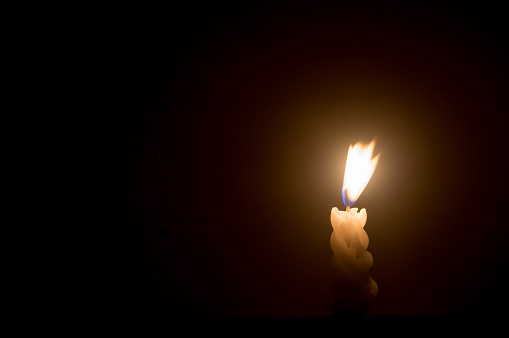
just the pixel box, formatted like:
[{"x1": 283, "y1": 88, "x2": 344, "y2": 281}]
[{"x1": 342, "y1": 140, "x2": 379, "y2": 207}]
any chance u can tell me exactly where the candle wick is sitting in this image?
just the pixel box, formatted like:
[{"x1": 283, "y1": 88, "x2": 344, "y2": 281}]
[{"x1": 346, "y1": 205, "x2": 350, "y2": 213}]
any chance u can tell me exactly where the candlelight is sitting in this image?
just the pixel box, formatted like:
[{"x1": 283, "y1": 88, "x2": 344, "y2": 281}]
[
  {"x1": 342, "y1": 140, "x2": 379, "y2": 208},
  {"x1": 331, "y1": 139, "x2": 379, "y2": 318}
]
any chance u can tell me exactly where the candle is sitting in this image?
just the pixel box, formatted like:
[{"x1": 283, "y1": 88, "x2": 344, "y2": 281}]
[{"x1": 331, "y1": 140, "x2": 379, "y2": 318}]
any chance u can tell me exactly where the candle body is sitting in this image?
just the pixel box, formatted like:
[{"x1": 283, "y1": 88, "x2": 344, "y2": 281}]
[{"x1": 330, "y1": 207, "x2": 377, "y2": 317}]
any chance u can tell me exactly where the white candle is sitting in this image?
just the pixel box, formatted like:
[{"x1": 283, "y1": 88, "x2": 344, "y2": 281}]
[
  {"x1": 330, "y1": 207, "x2": 378, "y2": 296},
  {"x1": 331, "y1": 140, "x2": 379, "y2": 318}
]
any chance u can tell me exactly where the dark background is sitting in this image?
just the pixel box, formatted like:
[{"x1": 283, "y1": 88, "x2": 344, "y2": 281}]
[{"x1": 92, "y1": 1, "x2": 508, "y2": 317}]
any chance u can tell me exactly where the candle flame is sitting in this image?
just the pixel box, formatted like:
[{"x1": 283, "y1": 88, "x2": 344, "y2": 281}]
[{"x1": 342, "y1": 140, "x2": 379, "y2": 208}]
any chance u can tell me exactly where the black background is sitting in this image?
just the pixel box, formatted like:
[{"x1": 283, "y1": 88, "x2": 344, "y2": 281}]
[{"x1": 92, "y1": 1, "x2": 508, "y2": 318}]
